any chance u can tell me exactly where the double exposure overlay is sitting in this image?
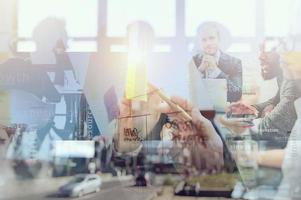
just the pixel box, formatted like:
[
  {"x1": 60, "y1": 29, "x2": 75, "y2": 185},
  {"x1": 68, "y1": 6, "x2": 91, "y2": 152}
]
[{"x1": 0, "y1": 0, "x2": 301, "y2": 199}]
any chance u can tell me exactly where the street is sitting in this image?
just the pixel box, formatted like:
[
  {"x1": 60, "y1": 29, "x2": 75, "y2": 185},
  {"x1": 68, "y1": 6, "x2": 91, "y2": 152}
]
[
  {"x1": 5, "y1": 186, "x2": 159, "y2": 200},
  {"x1": 0, "y1": 175, "x2": 160, "y2": 200},
  {"x1": 0, "y1": 172, "x2": 236, "y2": 200}
]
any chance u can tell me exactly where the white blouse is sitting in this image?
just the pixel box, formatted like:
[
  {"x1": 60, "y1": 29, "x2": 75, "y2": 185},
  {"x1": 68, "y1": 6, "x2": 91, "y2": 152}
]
[{"x1": 275, "y1": 97, "x2": 301, "y2": 200}]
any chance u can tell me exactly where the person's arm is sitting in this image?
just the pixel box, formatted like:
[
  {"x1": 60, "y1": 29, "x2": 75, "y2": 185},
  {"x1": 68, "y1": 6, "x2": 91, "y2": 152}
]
[
  {"x1": 252, "y1": 88, "x2": 280, "y2": 116},
  {"x1": 258, "y1": 80, "x2": 299, "y2": 139},
  {"x1": 256, "y1": 150, "x2": 285, "y2": 168}
]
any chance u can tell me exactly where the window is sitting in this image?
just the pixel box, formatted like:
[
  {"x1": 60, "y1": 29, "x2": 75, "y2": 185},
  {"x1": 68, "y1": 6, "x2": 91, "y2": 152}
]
[
  {"x1": 0, "y1": 1, "x2": 14, "y2": 52},
  {"x1": 107, "y1": 0, "x2": 176, "y2": 37},
  {"x1": 17, "y1": 0, "x2": 98, "y2": 52},
  {"x1": 185, "y1": 0, "x2": 256, "y2": 37},
  {"x1": 264, "y1": 0, "x2": 296, "y2": 37},
  {"x1": 0, "y1": 1, "x2": 13, "y2": 34}
]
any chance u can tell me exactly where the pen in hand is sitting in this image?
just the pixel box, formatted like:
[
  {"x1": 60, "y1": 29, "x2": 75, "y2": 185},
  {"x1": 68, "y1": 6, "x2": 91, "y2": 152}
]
[{"x1": 148, "y1": 83, "x2": 192, "y2": 122}]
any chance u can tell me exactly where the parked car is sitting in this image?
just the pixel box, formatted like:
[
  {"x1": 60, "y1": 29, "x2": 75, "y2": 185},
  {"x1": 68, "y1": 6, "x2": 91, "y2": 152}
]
[{"x1": 58, "y1": 174, "x2": 102, "y2": 197}]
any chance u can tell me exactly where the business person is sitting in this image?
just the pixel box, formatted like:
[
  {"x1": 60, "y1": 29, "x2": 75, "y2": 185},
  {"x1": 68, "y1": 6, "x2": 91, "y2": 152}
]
[
  {"x1": 226, "y1": 47, "x2": 300, "y2": 149},
  {"x1": 188, "y1": 21, "x2": 243, "y2": 102},
  {"x1": 252, "y1": 49, "x2": 283, "y2": 117}
]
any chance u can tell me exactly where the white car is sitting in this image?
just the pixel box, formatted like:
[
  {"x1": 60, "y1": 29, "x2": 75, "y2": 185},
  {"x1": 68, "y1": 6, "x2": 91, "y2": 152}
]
[{"x1": 58, "y1": 174, "x2": 102, "y2": 197}]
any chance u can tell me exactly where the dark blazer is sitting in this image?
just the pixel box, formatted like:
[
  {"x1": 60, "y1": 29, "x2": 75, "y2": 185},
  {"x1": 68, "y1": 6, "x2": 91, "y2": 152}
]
[{"x1": 193, "y1": 52, "x2": 243, "y2": 102}]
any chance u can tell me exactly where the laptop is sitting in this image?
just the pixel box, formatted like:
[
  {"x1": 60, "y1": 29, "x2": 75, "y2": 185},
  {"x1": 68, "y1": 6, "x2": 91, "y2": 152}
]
[{"x1": 202, "y1": 79, "x2": 228, "y2": 113}]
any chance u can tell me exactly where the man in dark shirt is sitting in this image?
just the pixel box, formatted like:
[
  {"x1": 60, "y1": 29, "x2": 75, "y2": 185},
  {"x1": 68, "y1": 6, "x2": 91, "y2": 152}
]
[
  {"x1": 252, "y1": 51, "x2": 282, "y2": 117},
  {"x1": 189, "y1": 22, "x2": 242, "y2": 102}
]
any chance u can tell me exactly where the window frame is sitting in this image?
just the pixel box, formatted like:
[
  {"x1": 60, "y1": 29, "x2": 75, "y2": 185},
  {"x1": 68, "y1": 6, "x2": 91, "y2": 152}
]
[{"x1": 14, "y1": 0, "x2": 289, "y2": 54}]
